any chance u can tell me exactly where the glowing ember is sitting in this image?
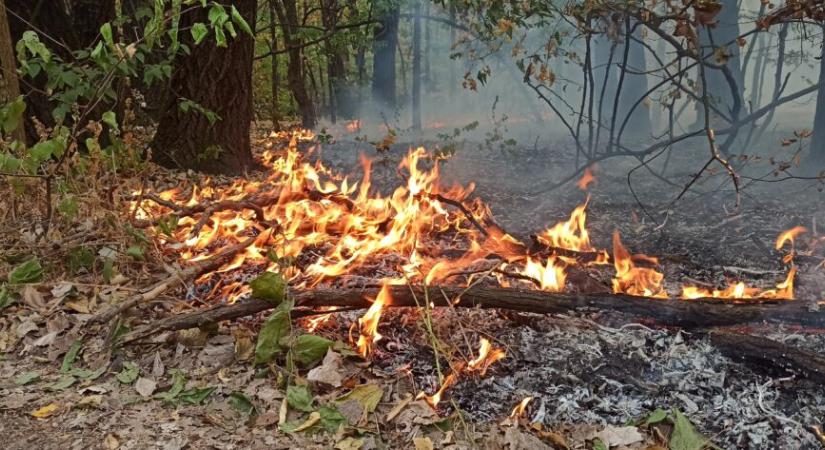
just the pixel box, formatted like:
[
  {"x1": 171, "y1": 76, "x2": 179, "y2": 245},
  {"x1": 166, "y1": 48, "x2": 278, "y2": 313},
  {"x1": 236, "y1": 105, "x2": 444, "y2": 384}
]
[
  {"x1": 417, "y1": 371, "x2": 459, "y2": 408},
  {"x1": 577, "y1": 167, "x2": 596, "y2": 190},
  {"x1": 354, "y1": 282, "x2": 391, "y2": 357},
  {"x1": 611, "y1": 231, "x2": 667, "y2": 298},
  {"x1": 508, "y1": 396, "x2": 533, "y2": 420},
  {"x1": 467, "y1": 337, "x2": 506, "y2": 376},
  {"x1": 345, "y1": 120, "x2": 361, "y2": 133}
]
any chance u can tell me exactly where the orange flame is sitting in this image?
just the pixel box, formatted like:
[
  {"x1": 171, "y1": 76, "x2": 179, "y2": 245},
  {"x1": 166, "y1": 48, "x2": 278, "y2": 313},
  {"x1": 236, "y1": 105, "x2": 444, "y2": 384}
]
[
  {"x1": 775, "y1": 226, "x2": 807, "y2": 250},
  {"x1": 536, "y1": 200, "x2": 595, "y2": 252},
  {"x1": 681, "y1": 266, "x2": 796, "y2": 300},
  {"x1": 467, "y1": 337, "x2": 506, "y2": 376},
  {"x1": 519, "y1": 257, "x2": 566, "y2": 291},
  {"x1": 508, "y1": 396, "x2": 533, "y2": 420},
  {"x1": 577, "y1": 167, "x2": 596, "y2": 190},
  {"x1": 611, "y1": 231, "x2": 667, "y2": 298},
  {"x1": 354, "y1": 282, "x2": 391, "y2": 357},
  {"x1": 417, "y1": 371, "x2": 459, "y2": 408}
]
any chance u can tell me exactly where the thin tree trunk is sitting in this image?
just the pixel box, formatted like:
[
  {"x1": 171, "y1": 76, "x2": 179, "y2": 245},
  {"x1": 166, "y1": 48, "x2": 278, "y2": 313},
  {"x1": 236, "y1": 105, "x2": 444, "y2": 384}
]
[
  {"x1": 809, "y1": 25, "x2": 825, "y2": 168},
  {"x1": 268, "y1": 0, "x2": 281, "y2": 130},
  {"x1": 0, "y1": 0, "x2": 25, "y2": 143},
  {"x1": 372, "y1": 5, "x2": 399, "y2": 109},
  {"x1": 411, "y1": 1, "x2": 421, "y2": 132},
  {"x1": 273, "y1": 0, "x2": 316, "y2": 128}
]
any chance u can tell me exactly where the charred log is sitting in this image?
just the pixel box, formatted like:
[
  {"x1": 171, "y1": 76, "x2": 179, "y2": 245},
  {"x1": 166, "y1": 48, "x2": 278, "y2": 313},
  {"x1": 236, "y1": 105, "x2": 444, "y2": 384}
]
[{"x1": 118, "y1": 285, "x2": 825, "y2": 343}]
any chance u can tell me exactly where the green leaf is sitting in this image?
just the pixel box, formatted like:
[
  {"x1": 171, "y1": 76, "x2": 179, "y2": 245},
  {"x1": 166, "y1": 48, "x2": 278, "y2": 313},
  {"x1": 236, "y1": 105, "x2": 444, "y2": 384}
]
[
  {"x1": 179, "y1": 386, "x2": 216, "y2": 405},
  {"x1": 100, "y1": 23, "x2": 114, "y2": 45},
  {"x1": 318, "y1": 405, "x2": 347, "y2": 432},
  {"x1": 592, "y1": 438, "x2": 608, "y2": 450},
  {"x1": 101, "y1": 111, "x2": 119, "y2": 133},
  {"x1": 250, "y1": 271, "x2": 286, "y2": 302},
  {"x1": 126, "y1": 245, "x2": 144, "y2": 260},
  {"x1": 14, "y1": 371, "x2": 40, "y2": 385},
  {"x1": 230, "y1": 5, "x2": 253, "y2": 36},
  {"x1": 643, "y1": 408, "x2": 668, "y2": 426},
  {"x1": 116, "y1": 361, "x2": 139, "y2": 384},
  {"x1": 286, "y1": 385, "x2": 314, "y2": 412},
  {"x1": 214, "y1": 25, "x2": 226, "y2": 47},
  {"x1": 254, "y1": 300, "x2": 293, "y2": 364},
  {"x1": 60, "y1": 340, "x2": 83, "y2": 373},
  {"x1": 291, "y1": 334, "x2": 332, "y2": 367},
  {"x1": 1, "y1": 96, "x2": 26, "y2": 135},
  {"x1": 335, "y1": 384, "x2": 383, "y2": 414},
  {"x1": 0, "y1": 153, "x2": 23, "y2": 173},
  {"x1": 191, "y1": 23, "x2": 209, "y2": 45},
  {"x1": 155, "y1": 369, "x2": 187, "y2": 402},
  {"x1": 9, "y1": 258, "x2": 42, "y2": 284},
  {"x1": 229, "y1": 391, "x2": 256, "y2": 415},
  {"x1": 48, "y1": 374, "x2": 77, "y2": 391},
  {"x1": 670, "y1": 409, "x2": 714, "y2": 450},
  {"x1": 28, "y1": 138, "x2": 65, "y2": 164},
  {"x1": 0, "y1": 285, "x2": 13, "y2": 309}
]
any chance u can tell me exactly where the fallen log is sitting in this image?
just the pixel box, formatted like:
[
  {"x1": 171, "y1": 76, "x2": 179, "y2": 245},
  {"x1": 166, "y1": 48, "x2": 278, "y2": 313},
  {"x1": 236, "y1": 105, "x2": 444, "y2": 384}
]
[
  {"x1": 709, "y1": 331, "x2": 825, "y2": 383},
  {"x1": 118, "y1": 284, "x2": 824, "y2": 343}
]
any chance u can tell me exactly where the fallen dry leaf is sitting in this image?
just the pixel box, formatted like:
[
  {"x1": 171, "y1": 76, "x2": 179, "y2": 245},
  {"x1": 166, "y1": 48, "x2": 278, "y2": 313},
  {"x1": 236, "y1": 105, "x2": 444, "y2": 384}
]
[
  {"x1": 307, "y1": 349, "x2": 344, "y2": 388},
  {"x1": 413, "y1": 436, "x2": 434, "y2": 450},
  {"x1": 104, "y1": 434, "x2": 120, "y2": 450},
  {"x1": 593, "y1": 425, "x2": 645, "y2": 447},
  {"x1": 31, "y1": 402, "x2": 61, "y2": 418},
  {"x1": 135, "y1": 377, "x2": 157, "y2": 397}
]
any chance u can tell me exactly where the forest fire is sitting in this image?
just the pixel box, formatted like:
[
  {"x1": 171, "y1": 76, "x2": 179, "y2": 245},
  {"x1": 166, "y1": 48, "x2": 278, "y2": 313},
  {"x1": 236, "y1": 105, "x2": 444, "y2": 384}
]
[{"x1": 129, "y1": 129, "x2": 803, "y2": 310}]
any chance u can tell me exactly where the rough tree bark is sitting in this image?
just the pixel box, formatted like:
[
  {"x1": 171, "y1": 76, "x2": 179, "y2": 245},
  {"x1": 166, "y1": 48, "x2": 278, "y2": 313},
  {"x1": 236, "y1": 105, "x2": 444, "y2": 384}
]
[
  {"x1": 0, "y1": 0, "x2": 25, "y2": 143},
  {"x1": 372, "y1": 4, "x2": 400, "y2": 109},
  {"x1": 151, "y1": 0, "x2": 257, "y2": 175}
]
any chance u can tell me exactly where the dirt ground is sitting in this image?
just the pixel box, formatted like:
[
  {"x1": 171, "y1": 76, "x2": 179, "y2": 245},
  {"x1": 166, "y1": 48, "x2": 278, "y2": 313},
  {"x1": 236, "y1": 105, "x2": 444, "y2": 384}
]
[{"x1": 2, "y1": 128, "x2": 825, "y2": 449}]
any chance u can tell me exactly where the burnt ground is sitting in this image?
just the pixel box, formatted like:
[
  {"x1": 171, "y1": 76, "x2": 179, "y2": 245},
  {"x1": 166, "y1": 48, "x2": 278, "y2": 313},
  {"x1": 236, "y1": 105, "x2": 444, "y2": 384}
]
[
  {"x1": 312, "y1": 134, "x2": 825, "y2": 448},
  {"x1": 2, "y1": 129, "x2": 825, "y2": 449}
]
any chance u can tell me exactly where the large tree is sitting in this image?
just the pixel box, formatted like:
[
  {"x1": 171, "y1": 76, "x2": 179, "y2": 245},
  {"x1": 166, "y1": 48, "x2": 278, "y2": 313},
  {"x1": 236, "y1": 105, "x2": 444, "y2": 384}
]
[{"x1": 151, "y1": 0, "x2": 257, "y2": 175}]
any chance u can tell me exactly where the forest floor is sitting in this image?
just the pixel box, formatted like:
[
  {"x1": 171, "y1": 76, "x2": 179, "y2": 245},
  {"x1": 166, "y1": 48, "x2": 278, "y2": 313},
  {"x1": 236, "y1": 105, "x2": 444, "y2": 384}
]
[{"x1": 1, "y1": 125, "x2": 825, "y2": 449}]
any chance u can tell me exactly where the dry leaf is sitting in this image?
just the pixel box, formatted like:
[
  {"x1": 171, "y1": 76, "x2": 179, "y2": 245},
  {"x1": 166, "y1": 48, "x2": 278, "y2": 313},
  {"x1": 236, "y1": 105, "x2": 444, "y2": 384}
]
[
  {"x1": 104, "y1": 434, "x2": 120, "y2": 450},
  {"x1": 413, "y1": 437, "x2": 434, "y2": 450},
  {"x1": 31, "y1": 403, "x2": 60, "y2": 418},
  {"x1": 291, "y1": 411, "x2": 321, "y2": 432},
  {"x1": 593, "y1": 425, "x2": 645, "y2": 447},
  {"x1": 135, "y1": 377, "x2": 157, "y2": 397},
  {"x1": 307, "y1": 349, "x2": 344, "y2": 388}
]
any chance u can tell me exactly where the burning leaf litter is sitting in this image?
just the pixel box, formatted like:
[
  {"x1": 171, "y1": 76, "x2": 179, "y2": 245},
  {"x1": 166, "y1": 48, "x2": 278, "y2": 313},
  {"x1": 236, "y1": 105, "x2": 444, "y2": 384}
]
[{"x1": 131, "y1": 129, "x2": 801, "y2": 304}]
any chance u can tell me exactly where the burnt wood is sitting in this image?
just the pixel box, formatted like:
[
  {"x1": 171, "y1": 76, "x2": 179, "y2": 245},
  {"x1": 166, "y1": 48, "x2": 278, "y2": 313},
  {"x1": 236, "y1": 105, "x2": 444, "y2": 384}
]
[
  {"x1": 709, "y1": 331, "x2": 825, "y2": 383},
  {"x1": 118, "y1": 285, "x2": 824, "y2": 343}
]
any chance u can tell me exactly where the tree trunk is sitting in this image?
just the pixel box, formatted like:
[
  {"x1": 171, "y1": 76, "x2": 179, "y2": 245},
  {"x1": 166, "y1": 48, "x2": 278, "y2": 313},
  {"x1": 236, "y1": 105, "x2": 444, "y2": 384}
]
[
  {"x1": 268, "y1": 0, "x2": 281, "y2": 131},
  {"x1": 0, "y1": 0, "x2": 25, "y2": 143},
  {"x1": 618, "y1": 23, "x2": 651, "y2": 140},
  {"x1": 273, "y1": 0, "x2": 315, "y2": 128},
  {"x1": 6, "y1": 0, "x2": 115, "y2": 144},
  {"x1": 372, "y1": 5, "x2": 400, "y2": 109},
  {"x1": 151, "y1": 0, "x2": 256, "y2": 174},
  {"x1": 695, "y1": 0, "x2": 743, "y2": 127},
  {"x1": 809, "y1": 25, "x2": 825, "y2": 169},
  {"x1": 411, "y1": 1, "x2": 422, "y2": 132}
]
